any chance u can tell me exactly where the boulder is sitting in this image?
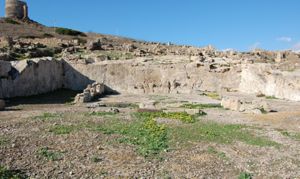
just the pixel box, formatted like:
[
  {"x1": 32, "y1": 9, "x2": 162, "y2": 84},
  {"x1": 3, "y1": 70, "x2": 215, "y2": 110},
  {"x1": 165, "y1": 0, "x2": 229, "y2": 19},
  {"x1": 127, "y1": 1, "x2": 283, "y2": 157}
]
[
  {"x1": 87, "y1": 39, "x2": 102, "y2": 51},
  {"x1": 221, "y1": 96, "x2": 270, "y2": 114},
  {"x1": 0, "y1": 99, "x2": 5, "y2": 110},
  {"x1": 74, "y1": 83, "x2": 105, "y2": 104}
]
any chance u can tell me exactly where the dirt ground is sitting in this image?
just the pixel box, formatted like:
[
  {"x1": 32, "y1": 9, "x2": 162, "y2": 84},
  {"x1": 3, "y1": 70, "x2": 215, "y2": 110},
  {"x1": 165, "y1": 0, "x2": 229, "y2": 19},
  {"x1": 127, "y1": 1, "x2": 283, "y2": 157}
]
[{"x1": 0, "y1": 90, "x2": 300, "y2": 178}]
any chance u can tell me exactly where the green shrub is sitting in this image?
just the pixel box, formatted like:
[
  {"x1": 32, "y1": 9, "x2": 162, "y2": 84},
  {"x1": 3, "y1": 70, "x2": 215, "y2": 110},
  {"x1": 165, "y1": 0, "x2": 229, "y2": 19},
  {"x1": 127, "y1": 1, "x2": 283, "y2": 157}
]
[
  {"x1": 4, "y1": 18, "x2": 19, "y2": 25},
  {"x1": 238, "y1": 172, "x2": 252, "y2": 179},
  {"x1": 43, "y1": 33, "x2": 54, "y2": 38},
  {"x1": 55, "y1": 27, "x2": 86, "y2": 37},
  {"x1": 0, "y1": 166, "x2": 25, "y2": 179}
]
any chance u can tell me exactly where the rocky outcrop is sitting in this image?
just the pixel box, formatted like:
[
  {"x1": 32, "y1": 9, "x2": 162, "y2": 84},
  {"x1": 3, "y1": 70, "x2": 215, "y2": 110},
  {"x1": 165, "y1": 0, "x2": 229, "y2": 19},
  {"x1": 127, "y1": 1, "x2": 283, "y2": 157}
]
[
  {"x1": 0, "y1": 57, "x2": 64, "y2": 98},
  {"x1": 74, "y1": 83, "x2": 105, "y2": 103},
  {"x1": 239, "y1": 64, "x2": 300, "y2": 101},
  {"x1": 64, "y1": 56, "x2": 241, "y2": 94}
]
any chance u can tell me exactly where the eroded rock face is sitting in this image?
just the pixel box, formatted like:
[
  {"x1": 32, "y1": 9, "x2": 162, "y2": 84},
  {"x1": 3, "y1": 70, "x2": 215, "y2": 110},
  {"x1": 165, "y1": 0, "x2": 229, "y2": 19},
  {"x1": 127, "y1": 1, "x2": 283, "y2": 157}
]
[
  {"x1": 0, "y1": 57, "x2": 64, "y2": 98},
  {"x1": 239, "y1": 64, "x2": 300, "y2": 101},
  {"x1": 64, "y1": 56, "x2": 241, "y2": 94}
]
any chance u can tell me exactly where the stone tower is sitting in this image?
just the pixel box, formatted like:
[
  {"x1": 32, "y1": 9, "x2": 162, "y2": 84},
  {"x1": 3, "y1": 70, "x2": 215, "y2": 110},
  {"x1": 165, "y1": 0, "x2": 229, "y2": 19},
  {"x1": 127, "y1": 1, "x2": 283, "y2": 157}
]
[{"x1": 5, "y1": 0, "x2": 28, "y2": 19}]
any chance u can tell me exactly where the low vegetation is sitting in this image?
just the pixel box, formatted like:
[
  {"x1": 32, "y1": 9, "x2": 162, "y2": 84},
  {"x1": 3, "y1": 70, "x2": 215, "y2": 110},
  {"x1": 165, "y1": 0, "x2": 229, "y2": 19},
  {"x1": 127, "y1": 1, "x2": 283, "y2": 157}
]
[
  {"x1": 91, "y1": 156, "x2": 103, "y2": 163},
  {"x1": 207, "y1": 146, "x2": 227, "y2": 159},
  {"x1": 181, "y1": 103, "x2": 222, "y2": 109},
  {"x1": 42, "y1": 33, "x2": 54, "y2": 38},
  {"x1": 135, "y1": 111, "x2": 197, "y2": 123},
  {"x1": 0, "y1": 137, "x2": 8, "y2": 146},
  {"x1": 89, "y1": 113, "x2": 168, "y2": 157},
  {"x1": 4, "y1": 18, "x2": 19, "y2": 25},
  {"x1": 55, "y1": 27, "x2": 86, "y2": 37},
  {"x1": 266, "y1": 96, "x2": 278, "y2": 100},
  {"x1": 280, "y1": 130, "x2": 300, "y2": 141},
  {"x1": 168, "y1": 121, "x2": 279, "y2": 148},
  {"x1": 238, "y1": 172, "x2": 253, "y2": 179},
  {"x1": 49, "y1": 125, "x2": 77, "y2": 135},
  {"x1": 86, "y1": 111, "x2": 117, "y2": 117},
  {"x1": 101, "y1": 51, "x2": 134, "y2": 60},
  {"x1": 203, "y1": 92, "x2": 221, "y2": 100},
  {"x1": 0, "y1": 166, "x2": 25, "y2": 179},
  {"x1": 34, "y1": 112, "x2": 62, "y2": 121},
  {"x1": 38, "y1": 147, "x2": 63, "y2": 161}
]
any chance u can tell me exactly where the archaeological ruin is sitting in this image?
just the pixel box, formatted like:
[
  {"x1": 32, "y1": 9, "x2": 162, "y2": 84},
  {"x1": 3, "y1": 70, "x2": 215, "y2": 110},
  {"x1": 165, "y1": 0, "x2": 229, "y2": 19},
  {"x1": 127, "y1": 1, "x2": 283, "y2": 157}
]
[
  {"x1": 5, "y1": 0, "x2": 28, "y2": 19},
  {"x1": 0, "y1": 1, "x2": 300, "y2": 178}
]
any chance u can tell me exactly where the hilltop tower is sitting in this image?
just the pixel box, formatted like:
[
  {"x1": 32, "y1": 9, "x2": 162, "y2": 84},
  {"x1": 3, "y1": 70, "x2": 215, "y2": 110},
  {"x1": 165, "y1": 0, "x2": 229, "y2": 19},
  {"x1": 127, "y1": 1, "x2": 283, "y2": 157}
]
[{"x1": 5, "y1": 0, "x2": 28, "y2": 19}]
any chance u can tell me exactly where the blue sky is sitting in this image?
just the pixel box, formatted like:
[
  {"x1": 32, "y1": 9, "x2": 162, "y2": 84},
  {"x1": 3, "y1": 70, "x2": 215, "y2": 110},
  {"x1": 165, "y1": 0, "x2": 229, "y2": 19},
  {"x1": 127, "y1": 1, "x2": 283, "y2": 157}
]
[{"x1": 1, "y1": 0, "x2": 300, "y2": 51}]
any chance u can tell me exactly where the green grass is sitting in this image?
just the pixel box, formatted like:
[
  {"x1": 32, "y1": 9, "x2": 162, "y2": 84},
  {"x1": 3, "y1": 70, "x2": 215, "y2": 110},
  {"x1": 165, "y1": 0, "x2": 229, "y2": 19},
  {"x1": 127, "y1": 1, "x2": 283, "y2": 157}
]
[
  {"x1": 49, "y1": 125, "x2": 77, "y2": 135},
  {"x1": 85, "y1": 111, "x2": 117, "y2": 117},
  {"x1": 168, "y1": 122, "x2": 279, "y2": 148},
  {"x1": 55, "y1": 27, "x2": 86, "y2": 37},
  {"x1": 207, "y1": 146, "x2": 227, "y2": 159},
  {"x1": 34, "y1": 113, "x2": 62, "y2": 121},
  {"x1": 0, "y1": 138, "x2": 8, "y2": 146},
  {"x1": 89, "y1": 114, "x2": 168, "y2": 158},
  {"x1": 266, "y1": 96, "x2": 278, "y2": 100},
  {"x1": 238, "y1": 172, "x2": 252, "y2": 179},
  {"x1": 181, "y1": 103, "x2": 222, "y2": 109},
  {"x1": 0, "y1": 166, "x2": 26, "y2": 179},
  {"x1": 135, "y1": 111, "x2": 197, "y2": 123},
  {"x1": 280, "y1": 130, "x2": 300, "y2": 141},
  {"x1": 37, "y1": 147, "x2": 63, "y2": 161},
  {"x1": 203, "y1": 92, "x2": 221, "y2": 100}
]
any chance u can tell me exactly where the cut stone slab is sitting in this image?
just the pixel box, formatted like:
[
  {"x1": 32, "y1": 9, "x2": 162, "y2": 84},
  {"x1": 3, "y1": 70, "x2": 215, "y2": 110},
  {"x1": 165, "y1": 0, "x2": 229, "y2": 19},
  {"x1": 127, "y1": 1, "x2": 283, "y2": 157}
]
[{"x1": 221, "y1": 95, "x2": 271, "y2": 114}]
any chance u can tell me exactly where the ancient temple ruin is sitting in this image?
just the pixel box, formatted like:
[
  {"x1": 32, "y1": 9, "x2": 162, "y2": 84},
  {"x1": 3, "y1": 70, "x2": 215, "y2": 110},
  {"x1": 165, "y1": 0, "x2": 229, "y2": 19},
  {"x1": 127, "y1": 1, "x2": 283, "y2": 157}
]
[{"x1": 5, "y1": 0, "x2": 28, "y2": 19}]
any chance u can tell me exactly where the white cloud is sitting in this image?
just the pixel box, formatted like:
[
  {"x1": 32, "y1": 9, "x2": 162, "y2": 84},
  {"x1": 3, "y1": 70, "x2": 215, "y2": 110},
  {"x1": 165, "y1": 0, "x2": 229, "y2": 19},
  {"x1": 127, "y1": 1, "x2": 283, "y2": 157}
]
[
  {"x1": 292, "y1": 42, "x2": 300, "y2": 52},
  {"x1": 249, "y1": 42, "x2": 261, "y2": 51},
  {"x1": 222, "y1": 48, "x2": 235, "y2": 52},
  {"x1": 277, "y1": 36, "x2": 292, "y2": 42}
]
